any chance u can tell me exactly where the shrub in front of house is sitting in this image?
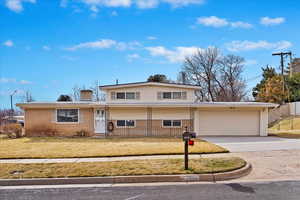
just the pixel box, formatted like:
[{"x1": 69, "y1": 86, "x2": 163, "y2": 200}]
[
  {"x1": 76, "y1": 129, "x2": 90, "y2": 137},
  {"x1": 26, "y1": 126, "x2": 58, "y2": 137},
  {"x1": 0, "y1": 123, "x2": 23, "y2": 139}
]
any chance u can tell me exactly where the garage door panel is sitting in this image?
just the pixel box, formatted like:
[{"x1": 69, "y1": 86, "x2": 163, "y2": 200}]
[{"x1": 199, "y1": 110, "x2": 260, "y2": 136}]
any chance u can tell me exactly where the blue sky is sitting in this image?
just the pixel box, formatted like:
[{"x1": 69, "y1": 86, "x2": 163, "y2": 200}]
[{"x1": 1, "y1": 0, "x2": 299, "y2": 108}]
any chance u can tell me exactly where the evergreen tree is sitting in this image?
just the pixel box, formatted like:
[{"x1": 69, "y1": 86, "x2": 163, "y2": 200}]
[{"x1": 252, "y1": 65, "x2": 277, "y2": 99}]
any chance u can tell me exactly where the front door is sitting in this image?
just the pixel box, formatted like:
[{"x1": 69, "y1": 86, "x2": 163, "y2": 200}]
[{"x1": 94, "y1": 109, "x2": 105, "y2": 134}]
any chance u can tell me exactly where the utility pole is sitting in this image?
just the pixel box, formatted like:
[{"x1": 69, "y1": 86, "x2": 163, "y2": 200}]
[{"x1": 272, "y1": 51, "x2": 292, "y2": 103}]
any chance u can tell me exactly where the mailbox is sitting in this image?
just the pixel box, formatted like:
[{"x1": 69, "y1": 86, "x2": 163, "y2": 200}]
[
  {"x1": 182, "y1": 132, "x2": 191, "y2": 141},
  {"x1": 182, "y1": 131, "x2": 197, "y2": 170},
  {"x1": 188, "y1": 140, "x2": 194, "y2": 146},
  {"x1": 190, "y1": 132, "x2": 196, "y2": 138},
  {"x1": 182, "y1": 131, "x2": 197, "y2": 141}
]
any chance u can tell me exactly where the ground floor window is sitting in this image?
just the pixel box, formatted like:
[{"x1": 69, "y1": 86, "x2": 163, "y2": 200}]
[
  {"x1": 56, "y1": 109, "x2": 79, "y2": 123},
  {"x1": 162, "y1": 120, "x2": 182, "y2": 127},
  {"x1": 116, "y1": 120, "x2": 136, "y2": 128}
]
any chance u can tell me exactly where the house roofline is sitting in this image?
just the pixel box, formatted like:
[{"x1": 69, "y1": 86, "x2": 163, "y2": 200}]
[
  {"x1": 16, "y1": 101, "x2": 277, "y2": 109},
  {"x1": 99, "y1": 81, "x2": 201, "y2": 90}
]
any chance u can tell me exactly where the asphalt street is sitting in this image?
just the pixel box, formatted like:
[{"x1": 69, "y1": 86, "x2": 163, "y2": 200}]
[{"x1": 1, "y1": 180, "x2": 300, "y2": 200}]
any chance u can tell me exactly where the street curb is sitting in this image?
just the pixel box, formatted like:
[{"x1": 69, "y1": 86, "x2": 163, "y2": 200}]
[{"x1": 0, "y1": 163, "x2": 251, "y2": 186}]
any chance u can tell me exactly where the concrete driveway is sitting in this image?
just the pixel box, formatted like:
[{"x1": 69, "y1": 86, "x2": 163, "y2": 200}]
[{"x1": 202, "y1": 136, "x2": 300, "y2": 152}]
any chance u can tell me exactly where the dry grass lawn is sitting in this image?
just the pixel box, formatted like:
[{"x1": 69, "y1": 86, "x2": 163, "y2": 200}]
[
  {"x1": 0, "y1": 157, "x2": 245, "y2": 179},
  {"x1": 0, "y1": 136, "x2": 228, "y2": 159},
  {"x1": 269, "y1": 117, "x2": 300, "y2": 138}
]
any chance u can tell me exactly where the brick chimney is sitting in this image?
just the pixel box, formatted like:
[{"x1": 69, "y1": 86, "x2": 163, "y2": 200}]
[{"x1": 80, "y1": 90, "x2": 93, "y2": 101}]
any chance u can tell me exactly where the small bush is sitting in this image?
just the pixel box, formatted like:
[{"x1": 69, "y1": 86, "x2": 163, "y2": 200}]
[
  {"x1": 1, "y1": 123, "x2": 23, "y2": 138},
  {"x1": 27, "y1": 126, "x2": 57, "y2": 137},
  {"x1": 76, "y1": 129, "x2": 90, "y2": 137}
]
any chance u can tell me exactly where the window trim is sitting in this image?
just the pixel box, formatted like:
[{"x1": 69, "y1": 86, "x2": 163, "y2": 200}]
[
  {"x1": 125, "y1": 92, "x2": 136, "y2": 100},
  {"x1": 162, "y1": 120, "x2": 182, "y2": 128},
  {"x1": 116, "y1": 92, "x2": 126, "y2": 99},
  {"x1": 161, "y1": 92, "x2": 186, "y2": 100},
  {"x1": 55, "y1": 108, "x2": 80, "y2": 124},
  {"x1": 115, "y1": 92, "x2": 137, "y2": 100},
  {"x1": 162, "y1": 92, "x2": 172, "y2": 99},
  {"x1": 116, "y1": 120, "x2": 136, "y2": 128}
]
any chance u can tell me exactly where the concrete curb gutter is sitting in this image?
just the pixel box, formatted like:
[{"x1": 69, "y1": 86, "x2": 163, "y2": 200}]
[{"x1": 0, "y1": 163, "x2": 251, "y2": 186}]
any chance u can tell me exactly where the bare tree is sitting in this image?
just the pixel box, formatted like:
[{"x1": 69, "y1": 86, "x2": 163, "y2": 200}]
[
  {"x1": 71, "y1": 81, "x2": 105, "y2": 102},
  {"x1": 217, "y1": 54, "x2": 246, "y2": 101},
  {"x1": 181, "y1": 47, "x2": 247, "y2": 102},
  {"x1": 21, "y1": 90, "x2": 34, "y2": 103},
  {"x1": 182, "y1": 47, "x2": 220, "y2": 101},
  {"x1": 71, "y1": 85, "x2": 81, "y2": 101}
]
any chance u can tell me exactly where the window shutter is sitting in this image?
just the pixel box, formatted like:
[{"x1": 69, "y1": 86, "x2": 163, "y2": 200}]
[
  {"x1": 182, "y1": 92, "x2": 187, "y2": 100},
  {"x1": 157, "y1": 92, "x2": 162, "y2": 100},
  {"x1": 135, "y1": 92, "x2": 140, "y2": 100},
  {"x1": 111, "y1": 92, "x2": 116, "y2": 100}
]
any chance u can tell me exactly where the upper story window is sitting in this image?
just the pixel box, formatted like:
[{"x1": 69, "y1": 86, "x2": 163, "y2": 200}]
[
  {"x1": 158, "y1": 91, "x2": 187, "y2": 100},
  {"x1": 111, "y1": 92, "x2": 140, "y2": 100},
  {"x1": 56, "y1": 109, "x2": 79, "y2": 123}
]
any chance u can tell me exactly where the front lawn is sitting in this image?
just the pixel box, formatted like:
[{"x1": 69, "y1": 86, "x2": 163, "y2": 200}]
[
  {"x1": 269, "y1": 131, "x2": 300, "y2": 138},
  {"x1": 269, "y1": 117, "x2": 300, "y2": 138},
  {"x1": 0, "y1": 157, "x2": 245, "y2": 179},
  {"x1": 0, "y1": 136, "x2": 228, "y2": 159}
]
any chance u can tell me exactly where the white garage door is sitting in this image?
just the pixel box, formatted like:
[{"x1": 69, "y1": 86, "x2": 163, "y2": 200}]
[{"x1": 198, "y1": 110, "x2": 260, "y2": 136}]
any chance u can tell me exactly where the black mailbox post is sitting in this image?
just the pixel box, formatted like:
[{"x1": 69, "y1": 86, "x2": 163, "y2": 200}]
[{"x1": 182, "y1": 127, "x2": 196, "y2": 170}]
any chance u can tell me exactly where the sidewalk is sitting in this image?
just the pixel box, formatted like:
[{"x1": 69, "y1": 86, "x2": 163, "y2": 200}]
[{"x1": 0, "y1": 154, "x2": 214, "y2": 164}]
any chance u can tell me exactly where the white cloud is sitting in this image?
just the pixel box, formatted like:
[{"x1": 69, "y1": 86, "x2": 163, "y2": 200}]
[
  {"x1": 197, "y1": 16, "x2": 229, "y2": 27},
  {"x1": 42, "y1": 45, "x2": 51, "y2": 51},
  {"x1": 136, "y1": 0, "x2": 159, "y2": 9},
  {"x1": 111, "y1": 10, "x2": 118, "y2": 16},
  {"x1": 115, "y1": 41, "x2": 141, "y2": 50},
  {"x1": 127, "y1": 53, "x2": 140, "y2": 61},
  {"x1": 60, "y1": 0, "x2": 68, "y2": 7},
  {"x1": 65, "y1": 39, "x2": 141, "y2": 51},
  {"x1": 147, "y1": 36, "x2": 157, "y2": 40},
  {"x1": 63, "y1": 0, "x2": 204, "y2": 11},
  {"x1": 243, "y1": 59, "x2": 257, "y2": 66},
  {"x1": 231, "y1": 21, "x2": 253, "y2": 29},
  {"x1": 260, "y1": 17, "x2": 285, "y2": 26},
  {"x1": 5, "y1": 0, "x2": 36, "y2": 13},
  {"x1": 162, "y1": 0, "x2": 204, "y2": 8},
  {"x1": 78, "y1": 0, "x2": 131, "y2": 11},
  {"x1": 225, "y1": 40, "x2": 292, "y2": 52},
  {"x1": 66, "y1": 39, "x2": 117, "y2": 51},
  {"x1": 19, "y1": 80, "x2": 32, "y2": 84},
  {"x1": 90, "y1": 5, "x2": 99, "y2": 12},
  {"x1": 197, "y1": 16, "x2": 253, "y2": 29},
  {"x1": 3, "y1": 40, "x2": 14, "y2": 47},
  {"x1": 0, "y1": 78, "x2": 32, "y2": 85},
  {"x1": 146, "y1": 46, "x2": 199, "y2": 63},
  {"x1": 0, "y1": 78, "x2": 16, "y2": 83}
]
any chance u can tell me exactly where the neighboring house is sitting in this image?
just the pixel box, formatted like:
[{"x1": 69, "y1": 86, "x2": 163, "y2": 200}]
[{"x1": 17, "y1": 82, "x2": 276, "y2": 137}]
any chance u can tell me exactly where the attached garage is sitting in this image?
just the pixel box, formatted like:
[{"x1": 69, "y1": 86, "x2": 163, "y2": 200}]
[
  {"x1": 197, "y1": 110, "x2": 260, "y2": 136},
  {"x1": 193, "y1": 103, "x2": 275, "y2": 137}
]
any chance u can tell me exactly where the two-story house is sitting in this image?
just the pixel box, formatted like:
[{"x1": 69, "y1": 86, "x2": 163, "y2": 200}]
[{"x1": 17, "y1": 82, "x2": 276, "y2": 137}]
